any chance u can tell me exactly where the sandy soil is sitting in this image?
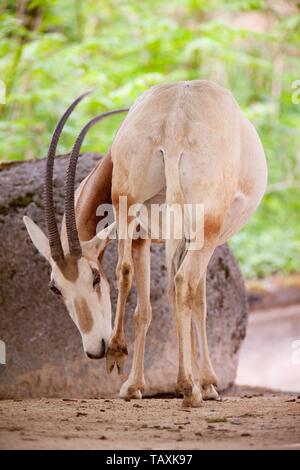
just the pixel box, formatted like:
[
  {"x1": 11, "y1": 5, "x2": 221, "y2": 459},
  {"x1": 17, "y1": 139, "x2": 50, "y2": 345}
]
[{"x1": 1, "y1": 389, "x2": 300, "y2": 450}]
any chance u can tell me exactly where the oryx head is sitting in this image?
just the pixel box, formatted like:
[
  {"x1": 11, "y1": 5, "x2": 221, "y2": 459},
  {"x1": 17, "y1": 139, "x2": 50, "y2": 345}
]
[{"x1": 23, "y1": 92, "x2": 127, "y2": 359}]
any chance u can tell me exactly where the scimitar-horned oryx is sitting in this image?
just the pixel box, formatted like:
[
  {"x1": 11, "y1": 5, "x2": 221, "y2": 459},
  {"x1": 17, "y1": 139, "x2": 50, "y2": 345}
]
[{"x1": 24, "y1": 80, "x2": 267, "y2": 407}]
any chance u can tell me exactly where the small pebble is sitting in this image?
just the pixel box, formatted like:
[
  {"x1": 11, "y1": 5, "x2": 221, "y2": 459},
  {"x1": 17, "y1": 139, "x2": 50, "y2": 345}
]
[
  {"x1": 229, "y1": 418, "x2": 241, "y2": 425},
  {"x1": 206, "y1": 417, "x2": 227, "y2": 423}
]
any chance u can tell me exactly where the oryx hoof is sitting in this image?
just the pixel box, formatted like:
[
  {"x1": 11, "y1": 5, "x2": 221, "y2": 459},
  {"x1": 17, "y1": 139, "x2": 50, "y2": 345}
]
[
  {"x1": 106, "y1": 342, "x2": 128, "y2": 375},
  {"x1": 119, "y1": 377, "x2": 145, "y2": 400},
  {"x1": 182, "y1": 385, "x2": 203, "y2": 408},
  {"x1": 201, "y1": 384, "x2": 220, "y2": 401}
]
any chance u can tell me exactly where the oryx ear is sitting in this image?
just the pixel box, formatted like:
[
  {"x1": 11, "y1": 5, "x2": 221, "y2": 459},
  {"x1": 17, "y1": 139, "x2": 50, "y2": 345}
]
[
  {"x1": 23, "y1": 216, "x2": 51, "y2": 261},
  {"x1": 82, "y1": 222, "x2": 116, "y2": 257}
]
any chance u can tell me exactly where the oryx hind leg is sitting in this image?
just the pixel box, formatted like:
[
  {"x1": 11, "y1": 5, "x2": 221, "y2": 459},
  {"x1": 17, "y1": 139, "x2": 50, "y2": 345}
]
[
  {"x1": 169, "y1": 241, "x2": 202, "y2": 408},
  {"x1": 191, "y1": 303, "x2": 218, "y2": 400},
  {"x1": 172, "y1": 241, "x2": 219, "y2": 407},
  {"x1": 193, "y1": 275, "x2": 219, "y2": 400}
]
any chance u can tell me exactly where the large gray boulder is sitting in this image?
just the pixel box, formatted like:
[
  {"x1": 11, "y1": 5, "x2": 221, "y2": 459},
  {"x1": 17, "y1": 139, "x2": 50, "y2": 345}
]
[{"x1": 0, "y1": 153, "x2": 248, "y2": 398}]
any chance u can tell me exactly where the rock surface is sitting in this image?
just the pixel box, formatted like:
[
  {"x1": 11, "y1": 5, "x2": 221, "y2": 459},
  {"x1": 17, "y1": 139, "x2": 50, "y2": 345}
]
[{"x1": 0, "y1": 153, "x2": 248, "y2": 398}]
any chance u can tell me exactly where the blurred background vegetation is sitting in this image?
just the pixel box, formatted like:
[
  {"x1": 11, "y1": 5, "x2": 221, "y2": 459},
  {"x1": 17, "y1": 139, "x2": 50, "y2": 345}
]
[{"x1": 0, "y1": 0, "x2": 299, "y2": 278}]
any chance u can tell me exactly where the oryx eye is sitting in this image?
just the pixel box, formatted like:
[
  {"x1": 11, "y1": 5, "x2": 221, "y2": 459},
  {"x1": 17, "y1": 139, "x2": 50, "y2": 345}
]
[
  {"x1": 49, "y1": 280, "x2": 62, "y2": 296},
  {"x1": 92, "y1": 269, "x2": 100, "y2": 288}
]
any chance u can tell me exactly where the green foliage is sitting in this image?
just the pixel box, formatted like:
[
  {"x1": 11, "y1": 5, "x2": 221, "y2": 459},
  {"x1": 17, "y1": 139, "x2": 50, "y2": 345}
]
[{"x1": 0, "y1": 0, "x2": 299, "y2": 278}]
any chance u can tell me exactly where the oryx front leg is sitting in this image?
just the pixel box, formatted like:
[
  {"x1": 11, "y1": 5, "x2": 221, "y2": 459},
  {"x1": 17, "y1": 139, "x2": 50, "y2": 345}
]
[
  {"x1": 106, "y1": 234, "x2": 133, "y2": 375},
  {"x1": 120, "y1": 239, "x2": 152, "y2": 400}
]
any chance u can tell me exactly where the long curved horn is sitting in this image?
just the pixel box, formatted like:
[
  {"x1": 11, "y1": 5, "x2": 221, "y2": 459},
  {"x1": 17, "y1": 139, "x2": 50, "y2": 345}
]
[
  {"x1": 65, "y1": 108, "x2": 128, "y2": 258},
  {"x1": 44, "y1": 91, "x2": 92, "y2": 262}
]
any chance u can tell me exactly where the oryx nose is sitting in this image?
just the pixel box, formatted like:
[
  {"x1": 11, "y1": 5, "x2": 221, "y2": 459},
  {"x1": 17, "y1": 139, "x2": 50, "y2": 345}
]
[{"x1": 86, "y1": 339, "x2": 107, "y2": 360}]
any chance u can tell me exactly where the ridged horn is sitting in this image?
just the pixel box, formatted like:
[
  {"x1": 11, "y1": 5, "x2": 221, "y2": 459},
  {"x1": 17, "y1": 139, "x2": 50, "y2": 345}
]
[{"x1": 44, "y1": 91, "x2": 93, "y2": 262}]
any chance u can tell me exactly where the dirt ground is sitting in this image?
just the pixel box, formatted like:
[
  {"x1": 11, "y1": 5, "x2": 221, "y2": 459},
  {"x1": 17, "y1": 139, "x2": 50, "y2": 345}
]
[{"x1": 0, "y1": 388, "x2": 300, "y2": 450}]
